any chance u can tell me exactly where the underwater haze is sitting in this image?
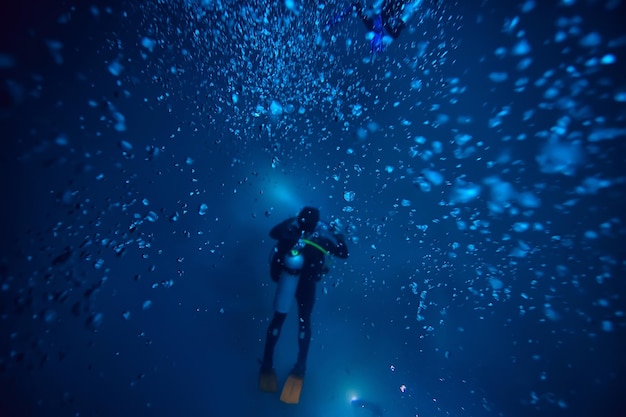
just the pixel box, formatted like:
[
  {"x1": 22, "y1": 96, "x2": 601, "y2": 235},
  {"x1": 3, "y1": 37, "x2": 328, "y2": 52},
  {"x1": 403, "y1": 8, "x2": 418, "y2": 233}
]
[{"x1": 1, "y1": 0, "x2": 625, "y2": 416}]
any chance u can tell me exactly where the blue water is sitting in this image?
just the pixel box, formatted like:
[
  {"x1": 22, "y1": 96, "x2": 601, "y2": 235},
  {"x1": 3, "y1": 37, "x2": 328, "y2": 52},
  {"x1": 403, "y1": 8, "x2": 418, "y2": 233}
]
[{"x1": 1, "y1": 1, "x2": 625, "y2": 416}]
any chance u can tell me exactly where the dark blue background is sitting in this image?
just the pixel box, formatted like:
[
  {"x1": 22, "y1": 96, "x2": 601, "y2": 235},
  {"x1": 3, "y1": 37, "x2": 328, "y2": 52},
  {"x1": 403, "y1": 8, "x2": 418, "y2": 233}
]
[{"x1": 1, "y1": 0, "x2": 625, "y2": 416}]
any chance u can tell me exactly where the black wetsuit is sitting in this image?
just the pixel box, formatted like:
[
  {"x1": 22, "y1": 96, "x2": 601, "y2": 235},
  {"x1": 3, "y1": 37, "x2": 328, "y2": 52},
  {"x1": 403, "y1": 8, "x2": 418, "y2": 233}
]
[{"x1": 262, "y1": 217, "x2": 349, "y2": 376}]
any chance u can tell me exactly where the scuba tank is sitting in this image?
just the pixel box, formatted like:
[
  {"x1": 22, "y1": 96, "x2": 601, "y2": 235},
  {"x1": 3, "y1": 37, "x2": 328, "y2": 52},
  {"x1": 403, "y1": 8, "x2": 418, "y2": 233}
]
[
  {"x1": 271, "y1": 223, "x2": 339, "y2": 312},
  {"x1": 273, "y1": 239, "x2": 305, "y2": 313},
  {"x1": 283, "y1": 246, "x2": 304, "y2": 272}
]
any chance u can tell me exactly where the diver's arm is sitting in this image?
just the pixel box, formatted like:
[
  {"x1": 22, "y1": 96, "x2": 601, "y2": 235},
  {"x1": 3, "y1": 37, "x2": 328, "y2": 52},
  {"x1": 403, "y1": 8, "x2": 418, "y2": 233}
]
[
  {"x1": 386, "y1": 21, "x2": 405, "y2": 39},
  {"x1": 382, "y1": 0, "x2": 419, "y2": 39},
  {"x1": 314, "y1": 222, "x2": 349, "y2": 259},
  {"x1": 329, "y1": 233, "x2": 349, "y2": 259},
  {"x1": 353, "y1": 2, "x2": 376, "y2": 31},
  {"x1": 269, "y1": 217, "x2": 301, "y2": 241}
]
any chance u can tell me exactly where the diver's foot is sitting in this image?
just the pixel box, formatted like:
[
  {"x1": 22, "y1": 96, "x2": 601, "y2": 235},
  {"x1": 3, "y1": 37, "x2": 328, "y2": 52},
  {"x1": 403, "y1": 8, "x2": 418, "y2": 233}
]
[
  {"x1": 259, "y1": 359, "x2": 273, "y2": 374},
  {"x1": 259, "y1": 368, "x2": 277, "y2": 393},
  {"x1": 290, "y1": 362, "x2": 306, "y2": 378}
]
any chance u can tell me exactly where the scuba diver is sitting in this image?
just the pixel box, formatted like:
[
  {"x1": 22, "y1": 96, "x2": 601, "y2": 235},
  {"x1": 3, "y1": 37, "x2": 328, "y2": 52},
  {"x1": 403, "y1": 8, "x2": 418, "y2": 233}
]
[
  {"x1": 325, "y1": 1, "x2": 422, "y2": 54},
  {"x1": 259, "y1": 206, "x2": 349, "y2": 403}
]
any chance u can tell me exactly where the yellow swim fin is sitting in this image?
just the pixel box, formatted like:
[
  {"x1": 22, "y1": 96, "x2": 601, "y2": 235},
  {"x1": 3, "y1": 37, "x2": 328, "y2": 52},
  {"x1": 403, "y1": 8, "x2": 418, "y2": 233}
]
[
  {"x1": 259, "y1": 370, "x2": 277, "y2": 393},
  {"x1": 280, "y1": 374, "x2": 304, "y2": 404}
]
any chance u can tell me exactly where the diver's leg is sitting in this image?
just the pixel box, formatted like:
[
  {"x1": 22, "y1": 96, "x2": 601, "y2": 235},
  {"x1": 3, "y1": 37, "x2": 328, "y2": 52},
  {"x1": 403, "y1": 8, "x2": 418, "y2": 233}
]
[
  {"x1": 261, "y1": 311, "x2": 287, "y2": 372},
  {"x1": 386, "y1": 19, "x2": 405, "y2": 39},
  {"x1": 382, "y1": 1, "x2": 408, "y2": 39},
  {"x1": 356, "y1": 3, "x2": 376, "y2": 31},
  {"x1": 293, "y1": 280, "x2": 316, "y2": 376},
  {"x1": 326, "y1": 2, "x2": 367, "y2": 31},
  {"x1": 401, "y1": 0, "x2": 423, "y2": 24}
]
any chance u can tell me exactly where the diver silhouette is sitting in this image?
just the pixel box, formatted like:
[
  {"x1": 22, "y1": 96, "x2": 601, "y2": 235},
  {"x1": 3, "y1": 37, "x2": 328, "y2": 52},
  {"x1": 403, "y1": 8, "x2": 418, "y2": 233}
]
[
  {"x1": 259, "y1": 207, "x2": 349, "y2": 394},
  {"x1": 325, "y1": 1, "x2": 422, "y2": 53}
]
